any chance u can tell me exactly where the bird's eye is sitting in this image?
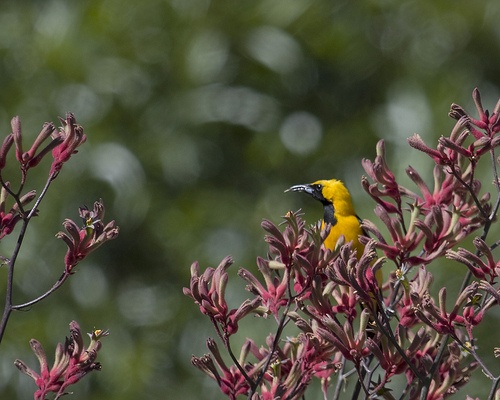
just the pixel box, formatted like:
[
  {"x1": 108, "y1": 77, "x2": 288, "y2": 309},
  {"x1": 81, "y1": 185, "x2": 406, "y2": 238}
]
[{"x1": 314, "y1": 184, "x2": 322, "y2": 191}]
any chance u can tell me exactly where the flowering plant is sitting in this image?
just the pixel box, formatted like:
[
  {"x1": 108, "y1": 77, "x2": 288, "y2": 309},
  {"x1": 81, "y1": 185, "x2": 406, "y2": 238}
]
[
  {"x1": 15, "y1": 321, "x2": 109, "y2": 400},
  {"x1": 0, "y1": 114, "x2": 118, "y2": 398},
  {"x1": 185, "y1": 89, "x2": 500, "y2": 399}
]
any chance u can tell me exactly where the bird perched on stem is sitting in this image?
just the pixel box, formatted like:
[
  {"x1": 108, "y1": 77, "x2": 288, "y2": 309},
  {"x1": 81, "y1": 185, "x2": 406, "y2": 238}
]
[
  {"x1": 286, "y1": 179, "x2": 365, "y2": 257},
  {"x1": 287, "y1": 179, "x2": 381, "y2": 398}
]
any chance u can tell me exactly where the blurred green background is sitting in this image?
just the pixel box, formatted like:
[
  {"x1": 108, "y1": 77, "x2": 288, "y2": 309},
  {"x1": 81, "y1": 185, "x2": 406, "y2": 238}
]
[{"x1": 0, "y1": 0, "x2": 499, "y2": 398}]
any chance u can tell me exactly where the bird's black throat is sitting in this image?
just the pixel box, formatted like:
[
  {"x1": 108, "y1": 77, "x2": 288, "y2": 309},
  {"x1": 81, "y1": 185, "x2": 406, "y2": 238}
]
[{"x1": 323, "y1": 203, "x2": 337, "y2": 226}]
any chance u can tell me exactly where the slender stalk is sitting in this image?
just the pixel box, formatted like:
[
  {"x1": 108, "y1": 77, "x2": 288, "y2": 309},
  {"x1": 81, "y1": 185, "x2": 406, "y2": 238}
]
[
  {"x1": 249, "y1": 303, "x2": 291, "y2": 397},
  {"x1": 351, "y1": 363, "x2": 370, "y2": 399},
  {"x1": 419, "y1": 335, "x2": 449, "y2": 400},
  {"x1": 0, "y1": 174, "x2": 54, "y2": 344},
  {"x1": 0, "y1": 216, "x2": 29, "y2": 343},
  {"x1": 12, "y1": 272, "x2": 69, "y2": 310},
  {"x1": 225, "y1": 337, "x2": 255, "y2": 390},
  {"x1": 332, "y1": 356, "x2": 346, "y2": 400},
  {"x1": 487, "y1": 377, "x2": 500, "y2": 400},
  {"x1": 248, "y1": 261, "x2": 295, "y2": 399},
  {"x1": 451, "y1": 169, "x2": 489, "y2": 220},
  {"x1": 463, "y1": 343, "x2": 495, "y2": 380},
  {"x1": 375, "y1": 309, "x2": 426, "y2": 383}
]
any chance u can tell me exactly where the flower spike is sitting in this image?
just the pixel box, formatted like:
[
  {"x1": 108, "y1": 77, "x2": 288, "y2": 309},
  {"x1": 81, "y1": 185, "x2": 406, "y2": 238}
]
[
  {"x1": 56, "y1": 199, "x2": 119, "y2": 273},
  {"x1": 15, "y1": 321, "x2": 109, "y2": 400}
]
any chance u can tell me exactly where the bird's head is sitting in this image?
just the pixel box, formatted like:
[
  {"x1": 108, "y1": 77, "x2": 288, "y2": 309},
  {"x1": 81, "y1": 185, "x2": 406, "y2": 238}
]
[
  {"x1": 286, "y1": 179, "x2": 349, "y2": 203},
  {"x1": 285, "y1": 179, "x2": 355, "y2": 216}
]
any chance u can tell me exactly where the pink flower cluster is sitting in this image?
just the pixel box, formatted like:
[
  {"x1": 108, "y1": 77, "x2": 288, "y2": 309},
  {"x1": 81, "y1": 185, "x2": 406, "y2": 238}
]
[
  {"x1": 3, "y1": 115, "x2": 119, "y2": 399},
  {"x1": 0, "y1": 114, "x2": 87, "y2": 240},
  {"x1": 5, "y1": 113, "x2": 86, "y2": 178},
  {"x1": 15, "y1": 321, "x2": 109, "y2": 400},
  {"x1": 185, "y1": 89, "x2": 500, "y2": 399},
  {"x1": 56, "y1": 200, "x2": 119, "y2": 273}
]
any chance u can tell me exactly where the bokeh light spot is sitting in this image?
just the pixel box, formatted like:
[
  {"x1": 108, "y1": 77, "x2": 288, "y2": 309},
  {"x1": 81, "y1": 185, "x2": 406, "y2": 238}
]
[
  {"x1": 279, "y1": 111, "x2": 322, "y2": 155},
  {"x1": 245, "y1": 26, "x2": 303, "y2": 74}
]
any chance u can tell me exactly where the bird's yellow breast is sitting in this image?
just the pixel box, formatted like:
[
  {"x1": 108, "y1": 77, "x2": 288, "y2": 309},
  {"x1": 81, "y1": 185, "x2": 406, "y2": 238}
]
[{"x1": 322, "y1": 215, "x2": 364, "y2": 256}]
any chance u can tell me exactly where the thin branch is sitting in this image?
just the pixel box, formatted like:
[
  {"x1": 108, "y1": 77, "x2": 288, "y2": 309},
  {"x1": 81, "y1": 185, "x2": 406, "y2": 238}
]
[
  {"x1": 0, "y1": 215, "x2": 29, "y2": 343},
  {"x1": 376, "y1": 307, "x2": 426, "y2": 383},
  {"x1": 487, "y1": 376, "x2": 500, "y2": 400},
  {"x1": 452, "y1": 169, "x2": 488, "y2": 220},
  {"x1": 419, "y1": 335, "x2": 449, "y2": 400},
  {"x1": 249, "y1": 302, "x2": 291, "y2": 397},
  {"x1": 12, "y1": 271, "x2": 69, "y2": 310},
  {"x1": 332, "y1": 356, "x2": 346, "y2": 400},
  {"x1": 0, "y1": 174, "x2": 55, "y2": 344},
  {"x1": 452, "y1": 334, "x2": 496, "y2": 381},
  {"x1": 224, "y1": 337, "x2": 255, "y2": 391}
]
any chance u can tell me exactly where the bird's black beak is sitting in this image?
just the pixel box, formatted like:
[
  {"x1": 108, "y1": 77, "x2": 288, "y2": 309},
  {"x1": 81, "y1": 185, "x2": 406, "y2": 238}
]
[
  {"x1": 285, "y1": 183, "x2": 326, "y2": 204},
  {"x1": 284, "y1": 184, "x2": 314, "y2": 195}
]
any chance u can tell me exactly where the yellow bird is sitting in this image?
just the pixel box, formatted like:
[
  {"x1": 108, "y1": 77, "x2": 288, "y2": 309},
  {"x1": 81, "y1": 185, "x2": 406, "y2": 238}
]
[
  {"x1": 286, "y1": 180, "x2": 382, "y2": 397},
  {"x1": 286, "y1": 179, "x2": 365, "y2": 257},
  {"x1": 286, "y1": 178, "x2": 383, "y2": 312}
]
